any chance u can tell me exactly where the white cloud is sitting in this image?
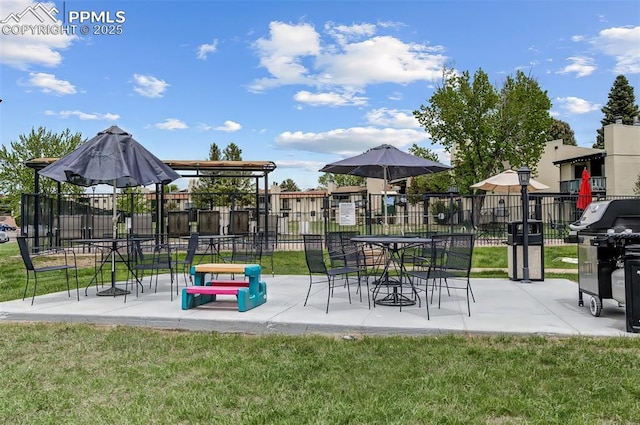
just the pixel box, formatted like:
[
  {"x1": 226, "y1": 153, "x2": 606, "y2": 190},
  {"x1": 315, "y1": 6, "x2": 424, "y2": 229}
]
[
  {"x1": 155, "y1": 118, "x2": 187, "y2": 130},
  {"x1": 250, "y1": 21, "x2": 321, "y2": 91},
  {"x1": 556, "y1": 56, "x2": 596, "y2": 77},
  {"x1": 0, "y1": 0, "x2": 77, "y2": 69},
  {"x1": 44, "y1": 110, "x2": 119, "y2": 120},
  {"x1": 592, "y1": 26, "x2": 640, "y2": 74},
  {"x1": 25, "y1": 72, "x2": 75, "y2": 94},
  {"x1": 294, "y1": 90, "x2": 368, "y2": 106},
  {"x1": 214, "y1": 120, "x2": 242, "y2": 132},
  {"x1": 570, "y1": 35, "x2": 585, "y2": 42},
  {"x1": 132, "y1": 74, "x2": 169, "y2": 98},
  {"x1": 275, "y1": 159, "x2": 326, "y2": 172},
  {"x1": 275, "y1": 126, "x2": 428, "y2": 156},
  {"x1": 555, "y1": 96, "x2": 600, "y2": 114},
  {"x1": 365, "y1": 108, "x2": 420, "y2": 129},
  {"x1": 324, "y1": 21, "x2": 377, "y2": 46},
  {"x1": 250, "y1": 21, "x2": 448, "y2": 92},
  {"x1": 196, "y1": 123, "x2": 213, "y2": 131},
  {"x1": 196, "y1": 39, "x2": 218, "y2": 60}
]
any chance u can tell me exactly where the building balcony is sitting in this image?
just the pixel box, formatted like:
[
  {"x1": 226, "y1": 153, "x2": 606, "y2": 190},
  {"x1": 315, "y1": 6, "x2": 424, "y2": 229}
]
[{"x1": 559, "y1": 176, "x2": 606, "y2": 194}]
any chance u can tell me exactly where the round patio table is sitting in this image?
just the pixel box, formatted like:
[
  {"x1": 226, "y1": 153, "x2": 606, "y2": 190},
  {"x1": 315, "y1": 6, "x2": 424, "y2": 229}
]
[{"x1": 351, "y1": 236, "x2": 433, "y2": 307}]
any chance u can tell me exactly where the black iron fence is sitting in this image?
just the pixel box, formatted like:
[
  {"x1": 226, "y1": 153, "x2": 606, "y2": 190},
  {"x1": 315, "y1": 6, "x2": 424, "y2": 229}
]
[{"x1": 20, "y1": 191, "x2": 639, "y2": 252}]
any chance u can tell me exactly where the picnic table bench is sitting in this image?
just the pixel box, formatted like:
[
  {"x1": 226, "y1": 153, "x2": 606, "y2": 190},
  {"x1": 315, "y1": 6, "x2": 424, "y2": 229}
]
[{"x1": 182, "y1": 263, "x2": 267, "y2": 312}]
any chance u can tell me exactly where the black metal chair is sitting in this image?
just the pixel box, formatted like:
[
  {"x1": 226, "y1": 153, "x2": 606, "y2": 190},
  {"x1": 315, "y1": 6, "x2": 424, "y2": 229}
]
[
  {"x1": 223, "y1": 234, "x2": 262, "y2": 264},
  {"x1": 173, "y1": 232, "x2": 199, "y2": 288},
  {"x1": 326, "y1": 231, "x2": 360, "y2": 268},
  {"x1": 17, "y1": 236, "x2": 79, "y2": 305},
  {"x1": 429, "y1": 233, "x2": 476, "y2": 316},
  {"x1": 400, "y1": 234, "x2": 449, "y2": 319},
  {"x1": 303, "y1": 234, "x2": 365, "y2": 313},
  {"x1": 130, "y1": 242, "x2": 175, "y2": 300},
  {"x1": 256, "y1": 232, "x2": 275, "y2": 276}
]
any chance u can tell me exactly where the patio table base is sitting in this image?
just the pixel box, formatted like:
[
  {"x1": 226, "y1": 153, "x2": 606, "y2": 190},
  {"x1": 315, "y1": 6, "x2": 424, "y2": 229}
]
[{"x1": 96, "y1": 286, "x2": 130, "y2": 297}]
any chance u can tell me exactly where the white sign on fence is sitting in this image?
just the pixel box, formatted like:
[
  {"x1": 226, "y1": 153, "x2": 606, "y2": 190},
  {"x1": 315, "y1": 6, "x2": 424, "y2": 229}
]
[{"x1": 338, "y1": 202, "x2": 356, "y2": 226}]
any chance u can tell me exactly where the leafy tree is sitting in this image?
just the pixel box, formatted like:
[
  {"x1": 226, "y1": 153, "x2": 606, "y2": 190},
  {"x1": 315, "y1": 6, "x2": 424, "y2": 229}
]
[
  {"x1": 191, "y1": 142, "x2": 255, "y2": 208},
  {"x1": 406, "y1": 144, "x2": 452, "y2": 203},
  {"x1": 0, "y1": 127, "x2": 86, "y2": 215},
  {"x1": 548, "y1": 118, "x2": 577, "y2": 146},
  {"x1": 279, "y1": 178, "x2": 300, "y2": 192},
  {"x1": 318, "y1": 173, "x2": 365, "y2": 188},
  {"x1": 594, "y1": 75, "x2": 639, "y2": 148},
  {"x1": 116, "y1": 186, "x2": 150, "y2": 214},
  {"x1": 414, "y1": 68, "x2": 552, "y2": 194}
]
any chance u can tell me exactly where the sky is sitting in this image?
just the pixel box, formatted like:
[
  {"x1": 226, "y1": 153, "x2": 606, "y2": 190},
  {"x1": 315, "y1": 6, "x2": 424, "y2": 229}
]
[{"x1": 0, "y1": 0, "x2": 639, "y2": 192}]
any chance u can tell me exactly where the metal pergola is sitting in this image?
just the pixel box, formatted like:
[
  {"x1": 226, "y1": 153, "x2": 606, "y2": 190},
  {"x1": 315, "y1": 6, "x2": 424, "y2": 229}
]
[{"x1": 25, "y1": 158, "x2": 277, "y2": 251}]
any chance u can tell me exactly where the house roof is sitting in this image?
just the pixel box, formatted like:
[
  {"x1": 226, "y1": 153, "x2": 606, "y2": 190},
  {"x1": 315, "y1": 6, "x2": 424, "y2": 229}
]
[
  {"x1": 331, "y1": 185, "x2": 367, "y2": 194},
  {"x1": 551, "y1": 146, "x2": 606, "y2": 165}
]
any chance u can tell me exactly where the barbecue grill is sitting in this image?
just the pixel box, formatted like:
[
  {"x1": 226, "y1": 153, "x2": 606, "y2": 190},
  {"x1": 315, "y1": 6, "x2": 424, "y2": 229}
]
[{"x1": 570, "y1": 199, "x2": 640, "y2": 332}]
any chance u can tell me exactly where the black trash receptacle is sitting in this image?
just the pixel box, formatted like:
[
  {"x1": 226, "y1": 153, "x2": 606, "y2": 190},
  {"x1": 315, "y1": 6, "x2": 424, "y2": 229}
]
[
  {"x1": 624, "y1": 244, "x2": 640, "y2": 333},
  {"x1": 506, "y1": 220, "x2": 544, "y2": 281}
]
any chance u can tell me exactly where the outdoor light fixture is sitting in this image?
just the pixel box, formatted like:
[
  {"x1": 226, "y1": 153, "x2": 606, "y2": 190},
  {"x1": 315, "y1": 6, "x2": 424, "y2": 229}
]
[
  {"x1": 517, "y1": 166, "x2": 531, "y2": 283},
  {"x1": 448, "y1": 186, "x2": 459, "y2": 234}
]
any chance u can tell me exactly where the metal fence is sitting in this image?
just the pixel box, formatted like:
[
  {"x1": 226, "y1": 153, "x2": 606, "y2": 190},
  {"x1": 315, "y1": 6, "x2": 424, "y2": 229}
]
[{"x1": 20, "y1": 191, "x2": 639, "y2": 252}]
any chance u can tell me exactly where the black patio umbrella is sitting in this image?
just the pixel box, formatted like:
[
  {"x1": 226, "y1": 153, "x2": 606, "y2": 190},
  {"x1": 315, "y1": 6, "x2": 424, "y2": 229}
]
[
  {"x1": 319, "y1": 144, "x2": 451, "y2": 227},
  {"x1": 39, "y1": 125, "x2": 181, "y2": 294}
]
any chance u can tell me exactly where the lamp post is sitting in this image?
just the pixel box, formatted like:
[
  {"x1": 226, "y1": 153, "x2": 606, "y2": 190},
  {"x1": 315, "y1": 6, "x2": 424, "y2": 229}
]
[
  {"x1": 448, "y1": 186, "x2": 458, "y2": 235},
  {"x1": 517, "y1": 166, "x2": 531, "y2": 283}
]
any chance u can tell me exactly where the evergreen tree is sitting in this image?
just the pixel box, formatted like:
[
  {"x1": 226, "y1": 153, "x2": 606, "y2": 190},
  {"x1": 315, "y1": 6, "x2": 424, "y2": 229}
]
[
  {"x1": 594, "y1": 75, "x2": 639, "y2": 148},
  {"x1": 279, "y1": 178, "x2": 300, "y2": 192},
  {"x1": 191, "y1": 142, "x2": 255, "y2": 208},
  {"x1": 548, "y1": 118, "x2": 577, "y2": 145}
]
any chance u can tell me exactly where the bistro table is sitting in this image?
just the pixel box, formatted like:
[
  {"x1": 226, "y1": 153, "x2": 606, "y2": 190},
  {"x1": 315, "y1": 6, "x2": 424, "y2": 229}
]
[
  {"x1": 72, "y1": 236, "x2": 153, "y2": 296},
  {"x1": 186, "y1": 234, "x2": 240, "y2": 264},
  {"x1": 351, "y1": 235, "x2": 433, "y2": 307}
]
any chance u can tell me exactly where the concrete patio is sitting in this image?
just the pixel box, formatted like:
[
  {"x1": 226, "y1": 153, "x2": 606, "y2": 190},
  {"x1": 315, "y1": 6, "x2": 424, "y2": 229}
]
[{"x1": 0, "y1": 273, "x2": 634, "y2": 337}]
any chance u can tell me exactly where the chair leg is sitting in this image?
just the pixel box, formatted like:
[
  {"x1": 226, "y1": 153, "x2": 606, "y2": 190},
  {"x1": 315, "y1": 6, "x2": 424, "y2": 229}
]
[
  {"x1": 31, "y1": 274, "x2": 39, "y2": 306},
  {"x1": 326, "y1": 278, "x2": 332, "y2": 313},
  {"x1": 22, "y1": 272, "x2": 30, "y2": 301},
  {"x1": 303, "y1": 276, "x2": 313, "y2": 306},
  {"x1": 74, "y1": 268, "x2": 80, "y2": 302},
  {"x1": 65, "y1": 268, "x2": 71, "y2": 297}
]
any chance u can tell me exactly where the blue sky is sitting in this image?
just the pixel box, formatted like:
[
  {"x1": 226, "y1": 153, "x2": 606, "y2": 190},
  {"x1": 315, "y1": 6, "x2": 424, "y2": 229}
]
[{"x1": 1, "y1": 0, "x2": 639, "y2": 191}]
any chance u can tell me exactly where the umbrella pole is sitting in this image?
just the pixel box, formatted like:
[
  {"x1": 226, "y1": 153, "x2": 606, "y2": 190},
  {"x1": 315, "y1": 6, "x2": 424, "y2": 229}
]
[
  {"x1": 383, "y1": 166, "x2": 389, "y2": 234},
  {"x1": 112, "y1": 181, "x2": 117, "y2": 294}
]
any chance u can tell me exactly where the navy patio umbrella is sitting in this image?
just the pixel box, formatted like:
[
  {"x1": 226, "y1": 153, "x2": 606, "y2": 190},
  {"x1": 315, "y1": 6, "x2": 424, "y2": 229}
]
[
  {"x1": 319, "y1": 144, "x2": 451, "y2": 228},
  {"x1": 39, "y1": 125, "x2": 181, "y2": 294}
]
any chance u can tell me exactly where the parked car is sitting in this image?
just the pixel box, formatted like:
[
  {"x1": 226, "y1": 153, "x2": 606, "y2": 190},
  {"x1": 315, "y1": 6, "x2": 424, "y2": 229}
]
[
  {"x1": 0, "y1": 231, "x2": 8, "y2": 243},
  {"x1": 0, "y1": 223, "x2": 16, "y2": 232}
]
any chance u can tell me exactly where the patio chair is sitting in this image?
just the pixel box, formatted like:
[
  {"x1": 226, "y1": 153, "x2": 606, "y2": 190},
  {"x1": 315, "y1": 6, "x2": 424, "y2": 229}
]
[
  {"x1": 256, "y1": 232, "x2": 276, "y2": 276},
  {"x1": 429, "y1": 233, "x2": 476, "y2": 316},
  {"x1": 400, "y1": 234, "x2": 449, "y2": 319},
  {"x1": 223, "y1": 234, "x2": 263, "y2": 264},
  {"x1": 130, "y1": 242, "x2": 175, "y2": 300},
  {"x1": 17, "y1": 236, "x2": 79, "y2": 305},
  {"x1": 303, "y1": 234, "x2": 365, "y2": 313},
  {"x1": 326, "y1": 231, "x2": 360, "y2": 268},
  {"x1": 173, "y1": 232, "x2": 199, "y2": 288}
]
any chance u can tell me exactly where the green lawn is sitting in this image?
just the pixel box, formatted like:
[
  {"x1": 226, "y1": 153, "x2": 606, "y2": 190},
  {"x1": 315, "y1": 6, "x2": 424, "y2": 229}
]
[
  {"x1": 0, "y1": 324, "x2": 639, "y2": 424},
  {"x1": 2, "y1": 242, "x2": 637, "y2": 424}
]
